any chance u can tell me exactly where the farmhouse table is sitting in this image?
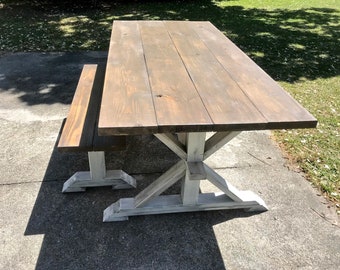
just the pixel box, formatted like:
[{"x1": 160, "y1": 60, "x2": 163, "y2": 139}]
[{"x1": 98, "y1": 20, "x2": 317, "y2": 221}]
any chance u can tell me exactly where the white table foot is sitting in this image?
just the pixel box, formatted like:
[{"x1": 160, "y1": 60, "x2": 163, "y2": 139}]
[{"x1": 103, "y1": 192, "x2": 267, "y2": 222}]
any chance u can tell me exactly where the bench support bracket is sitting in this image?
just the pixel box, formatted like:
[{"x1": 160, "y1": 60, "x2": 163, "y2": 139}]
[{"x1": 62, "y1": 151, "x2": 136, "y2": 192}]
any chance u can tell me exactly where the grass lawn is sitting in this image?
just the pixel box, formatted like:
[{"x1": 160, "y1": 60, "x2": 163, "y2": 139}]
[{"x1": 1, "y1": 0, "x2": 339, "y2": 208}]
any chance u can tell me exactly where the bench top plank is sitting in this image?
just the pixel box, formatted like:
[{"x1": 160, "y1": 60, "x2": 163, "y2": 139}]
[
  {"x1": 58, "y1": 65, "x2": 97, "y2": 150},
  {"x1": 98, "y1": 21, "x2": 316, "y2": 135},
  {"x1": 58, "y1": 64, "x2": 126, "y2": 152}
]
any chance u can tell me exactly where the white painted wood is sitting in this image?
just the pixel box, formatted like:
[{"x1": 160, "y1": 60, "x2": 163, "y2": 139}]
[
  {"x1": 103, "y1": 199, "x2": 129, "y2": 221},
  {"x1": 107, "y1": 170, "x2": 137, "y2": 189},
  {"x1": 62, "y1": 170, "x2": 136, "y2": 193},
  {"x1": 103, "y1": 192, "x2": 267, "y2": 222},
  {"x1": 237, "y1": 190, "x2": 268, "y2": 212},
  {"x1": 181, "y1": 132, "x2": 206, "y2": 205},
  {"x1": 204, "y1": 163, "x2": 243, "y2": 202},
  {"x1": 154, "y1": 133, "x2": 187, "y2": 160},
  {"x1": 103, "y1": 131, "x2": 268, "y2": 222},
  {"x1": 62, "y1": 170, "x2": 136, "y2": 192},
  {"x1": 181, "y1": 169, "x2": 201, "y2": 205},
  {"x1": 176, "y1": 132, "x2": 187, "y2": 200},
  {"x1": 187, "y1": 162, "x2": 206, "y2": 180},
  {"x1": 177, "y1": 133, "x2": 187, "y2": 145},
  {"x1": 134, "y1": 160, "x2": 186, "y2": 207},
  {"x1": 62, "y1": 172, "x2": 87, "y2": 192},
  {"x1": 204, "y1": 131, "x2": 241, "y2": 160},
  {"x1": 186, "y1": 132, "x2": 206, "y2": 162},
  {"x1": 62, "y1": 151, "x2": 137, "y2": 192},
  {"x1": 88, "y1": 151, "x2": 106, "y2": 180}
]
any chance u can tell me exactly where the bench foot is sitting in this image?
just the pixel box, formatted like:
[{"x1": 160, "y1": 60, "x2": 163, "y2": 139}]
[
  {"x1": 103, "y1": 192, "x2": 267, "y2": 222},
  {"x1": 62, "y1": 151, "x2": 136, "y2": 192},
  {"x1": 62, "y1": 170, "x2": 136, "y2": 193}
]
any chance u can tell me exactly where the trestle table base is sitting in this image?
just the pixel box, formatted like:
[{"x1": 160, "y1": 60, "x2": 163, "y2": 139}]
[{"x1": 103, "y1": 132, "x2": 268, "y2": 222}]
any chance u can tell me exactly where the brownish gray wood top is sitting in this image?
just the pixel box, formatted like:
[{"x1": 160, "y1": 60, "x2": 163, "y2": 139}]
[{"x1": 98, "y1": 20, "x2": 317, "y2": 135}]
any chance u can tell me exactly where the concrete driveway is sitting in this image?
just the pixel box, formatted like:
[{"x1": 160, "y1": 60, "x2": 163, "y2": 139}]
[{"x1": 0, "y1": 52, "x2": 339, "y2": 270}]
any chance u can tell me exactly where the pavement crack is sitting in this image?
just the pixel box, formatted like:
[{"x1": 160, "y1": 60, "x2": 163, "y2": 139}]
[
  {"x1": 0, "y1": 179, "x2": 65, "y2": 186},
  {"x1": 211, "y1": 164, "x2": 251, "y2": 170},
  {"x1": 310, "y1": 208, "x2": 340, "y2": 228},
  {"x1": 247, "y1": 152, "x2": 272, "y2": 166}
]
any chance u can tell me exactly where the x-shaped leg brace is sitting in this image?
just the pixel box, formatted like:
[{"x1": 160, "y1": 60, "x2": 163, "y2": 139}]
[{"x1": 104, "y1": 132, "x2": 267, "y2": 222}]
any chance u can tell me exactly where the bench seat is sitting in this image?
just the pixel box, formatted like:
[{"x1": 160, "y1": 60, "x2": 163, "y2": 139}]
[
  {"x1": 57, "y1": 64, "x2": 136, "y2": 193},
  {"x1": 58, "y1": 64, "x2": 126, "y2": 152}
]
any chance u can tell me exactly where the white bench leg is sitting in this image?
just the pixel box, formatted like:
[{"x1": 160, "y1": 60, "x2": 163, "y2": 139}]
[{"x1": 62, "y1": 151, "x2": 136, "y2": 193}]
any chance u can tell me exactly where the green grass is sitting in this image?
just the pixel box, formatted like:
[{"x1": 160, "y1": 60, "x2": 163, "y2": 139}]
[
  {"x1": 277, "y1": 78, "x2": 340, "y2": 204},
  {"x1": 0, "y1": 0, "x2": 339, "y2": 207}
]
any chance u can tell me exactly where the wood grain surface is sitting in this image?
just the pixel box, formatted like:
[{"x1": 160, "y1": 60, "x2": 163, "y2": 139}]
[
  {"x1": 98, "y1": 21, "x2": 158, "y2": 135},
  {"x1": 58, "y1": 64, "x2": 125, "y2": 151},
  {"x1": 98, "y1": 21, "x2": 317, "y2": 135},
  {"x1": 191, "y1": 21, "x2": 317, "y2": 129},
  {"x1": 58, "y1": 65, "x2": 97, "y2": 150}
]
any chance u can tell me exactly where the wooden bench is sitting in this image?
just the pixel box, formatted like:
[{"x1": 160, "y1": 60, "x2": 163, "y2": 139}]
[{"x1": 58, "y1": 64, "x2": 136, "y2": 192}]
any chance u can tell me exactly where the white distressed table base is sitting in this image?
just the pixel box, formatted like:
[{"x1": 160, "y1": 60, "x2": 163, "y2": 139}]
[
  {"x1": 103, "y1": 132, "x2": 268, "y2": 222},
  {"x1": 62, "y1": 151, "x2": 136, "y2": 192},
  {"x1": 103, "y1": 192, "x2": 267, "y2": 222}
]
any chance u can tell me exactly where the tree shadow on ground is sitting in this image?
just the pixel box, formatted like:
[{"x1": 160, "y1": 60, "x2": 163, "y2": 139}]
[
  {"x1": 1, "y1": 0, "x2": 339, "y2": 87},
  {"x1": 24, "y1": 133, "x2": 257, "y2": 270},
  {"x1": 0, "y1": 52, "x2": 108, "y2": 106}
]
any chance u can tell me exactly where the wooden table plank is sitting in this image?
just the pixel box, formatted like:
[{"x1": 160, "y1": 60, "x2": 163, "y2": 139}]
[
  {"x1": 138, "y1": 21, "x2": 213, "y2": 133},
  {"x1": 98, "y1": 20, "x2": 316, "y2": 135},
  {"x1": 191, "y1": 21, "x2": 317, "y2": 129},
  {"x1": 98, "y1": 21, "x2": 158, "y2": 135},
  {"x1": 164, "y1": 21, "x2": 267, "y2": 131}
]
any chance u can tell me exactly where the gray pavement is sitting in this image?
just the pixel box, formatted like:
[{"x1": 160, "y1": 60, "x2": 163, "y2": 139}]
[{"x1": 0, "y1": 52, "x2": 339, "y2": 270}]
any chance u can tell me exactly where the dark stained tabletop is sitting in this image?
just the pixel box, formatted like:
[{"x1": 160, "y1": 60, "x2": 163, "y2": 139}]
[{"x1": 98, "y1": 20, "x2": 317, "y2": 135}]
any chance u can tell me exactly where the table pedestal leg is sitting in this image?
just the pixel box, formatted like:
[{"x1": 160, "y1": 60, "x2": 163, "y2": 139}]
[
  {"x1": 103, "y1": 132, "x2": 267, "y2": 222},
  {"x1": 62, "y1": 151, "x2": 136, "y2": 192}
]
